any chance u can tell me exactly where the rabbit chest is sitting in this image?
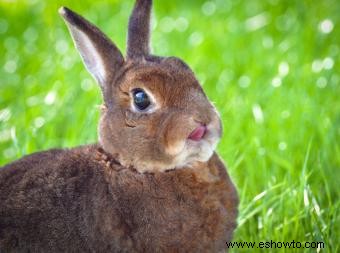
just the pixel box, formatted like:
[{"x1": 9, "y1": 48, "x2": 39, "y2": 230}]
[{"x1": 98, "y1": 148, "x2": 238, "y2": 252}]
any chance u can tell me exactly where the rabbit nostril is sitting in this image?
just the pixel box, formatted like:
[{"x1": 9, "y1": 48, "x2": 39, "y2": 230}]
[{"x1": 188, "y1": 125, "x2": 207, "y2": 141}]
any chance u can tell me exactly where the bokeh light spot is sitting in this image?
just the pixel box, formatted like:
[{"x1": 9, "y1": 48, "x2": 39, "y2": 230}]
[
  {"x1": 202, "y1": 1, "x2": 216, "y2": 16},
  {"x1": 189, "y1": 32, "x2": 204, "y2": 46},
  {"x1": 318, "y1": 19, "x2": 334, "y2": 34},
  {"x1": 311, "y1": 59, "x2": 323, "y2": 73},
  {"x1": 316, "y1": 76, "x2": 327, "y2": 88},
  {"x1": 0, "y1": 108, "x2": 11, "y2": 122},
  {"x1": 44, "y1": 91, "x2": 57, "y2": 105},
  {"x1": 252, "y1": 104, "x2": 264, "y2": 124},
  {"x1": 81, "y1": 78, "x2": 95, "y2": 91},
  {"x1": 278, "y1": 61, "x2": 289, "y2": 77},
  {"x1": 323, "y1": 57, "x2": 334, "y2": 70},
  {"x1": 175, "y1": 17, "x2": 189, "y2": 32},
  {"x1": 279, "y1": 142, "x2": 287, "y2": 151},
  {"x1": 246, "y1": 12, "x2": 269, "y2": 31},
  {"x1": 23, "y1": 27, "x2": 38, "y2": 42},
  {"x1": 34, "y1": 117, "x2": 45, "y2": 129},
  {"x1": 271, "y1": 76, "x2": 282, "y2": 88},
  {"x1": 4, "y1": 60, "x2": 17, "y2": 73},
  {"x1": 281, "y1": 110, "x2": 291, "y2": 119},
  {"x1": 160, "y1": 17, "x2": 175, "y2": 33},
  {"x1": 238, "y1": 75, "x2": 251, "y2": 88},
  {"x1": 55, "y1": 39, "x2": 69, "y2": 55}
]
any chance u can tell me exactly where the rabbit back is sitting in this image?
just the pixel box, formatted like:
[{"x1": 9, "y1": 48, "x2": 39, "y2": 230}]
[{"x1": 0, "y1": 145, "x2": 125, "y2": 252}]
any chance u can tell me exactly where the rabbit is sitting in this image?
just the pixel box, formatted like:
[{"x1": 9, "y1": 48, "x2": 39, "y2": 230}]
[{"x1": 0, "y1": 0, "x2": 238, "y2": 252}]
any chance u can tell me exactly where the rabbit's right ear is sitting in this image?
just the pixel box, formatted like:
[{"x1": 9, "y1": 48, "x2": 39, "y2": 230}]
[{"x1": 59, "y1": 7, "x2": 124, "y2": 89}]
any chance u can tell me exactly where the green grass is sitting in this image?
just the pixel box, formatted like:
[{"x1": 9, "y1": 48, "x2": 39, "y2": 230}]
[{"x1": 0, "y1": 0, "x2": 339, "y2": 252}]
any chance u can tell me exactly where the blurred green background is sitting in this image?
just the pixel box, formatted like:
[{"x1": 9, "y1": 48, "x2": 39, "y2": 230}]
[{"x1": 0, "y1": 0, "x2": 339, "y2": 252}]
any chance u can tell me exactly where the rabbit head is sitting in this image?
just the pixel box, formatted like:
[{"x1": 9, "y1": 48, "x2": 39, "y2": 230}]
[{"x1": 59, "y1": 0, "x2": 222, "y2": 173}]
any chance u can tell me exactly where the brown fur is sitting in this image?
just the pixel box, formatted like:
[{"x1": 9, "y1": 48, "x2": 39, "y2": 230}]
[
  {"x1": 0, "y1": 146, "x2": 237, "y2": 252},
  {"x1": 127, "y1": 0, "x2": 152, "y2": 58},
  {"x1": 0, "y1": 1, "x2": 238, "y2": 252}
]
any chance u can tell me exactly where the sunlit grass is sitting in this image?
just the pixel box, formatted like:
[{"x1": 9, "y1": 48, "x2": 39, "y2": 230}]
[{"x1": 0, "y1": 0, "x2": 339, "y2": 252}]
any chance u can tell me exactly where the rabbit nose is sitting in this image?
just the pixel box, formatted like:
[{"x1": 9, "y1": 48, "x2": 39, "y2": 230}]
[{"x1": 188, "y1": 124, "x2": 207, "y2": 141}]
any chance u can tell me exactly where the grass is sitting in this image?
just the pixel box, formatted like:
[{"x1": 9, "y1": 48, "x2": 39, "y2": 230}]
[{"x1": 0, "y1": 0, "x2": 339, "y2": 252}]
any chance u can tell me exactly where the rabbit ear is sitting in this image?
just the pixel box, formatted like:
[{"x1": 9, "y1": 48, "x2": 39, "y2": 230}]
[
  {"x1": 59, "y1": 7, "x2": 124, "y2": 88},
  {"x1": 127, "y1": 0, "x2": 152, "y2": 59}
]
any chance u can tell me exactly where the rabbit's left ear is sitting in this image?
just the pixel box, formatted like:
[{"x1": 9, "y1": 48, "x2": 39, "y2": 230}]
[
  {"x1": 59, "y1": 7, "x2": 124, "y2": 89},
  {"x1": 127, "y1": 0, "x2": 152, "y2": 59}
]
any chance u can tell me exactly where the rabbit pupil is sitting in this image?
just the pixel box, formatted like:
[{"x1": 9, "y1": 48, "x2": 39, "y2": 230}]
[{"x1": 132, "y1": 88, "x2": 151, "y2": 111}]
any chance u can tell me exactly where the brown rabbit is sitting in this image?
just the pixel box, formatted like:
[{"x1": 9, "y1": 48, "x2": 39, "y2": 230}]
[{"x1": 0, "y1": 1, "x2": 238, "y2": 252}]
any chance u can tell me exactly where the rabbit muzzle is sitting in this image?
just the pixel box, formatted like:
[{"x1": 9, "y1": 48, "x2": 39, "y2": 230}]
[{"x1": 163, "y1": 111, "x2": 222, "y2": 170}]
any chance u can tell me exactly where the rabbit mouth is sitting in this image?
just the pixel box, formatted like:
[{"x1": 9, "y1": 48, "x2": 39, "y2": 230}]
[{"x1": 171, "y1": 124, "x2": 220, "y2": 169}]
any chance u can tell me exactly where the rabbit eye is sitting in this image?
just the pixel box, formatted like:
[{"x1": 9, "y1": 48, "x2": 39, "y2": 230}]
[{"x1": 132, "y1": 88, "x2": 151, "y2": 111}]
